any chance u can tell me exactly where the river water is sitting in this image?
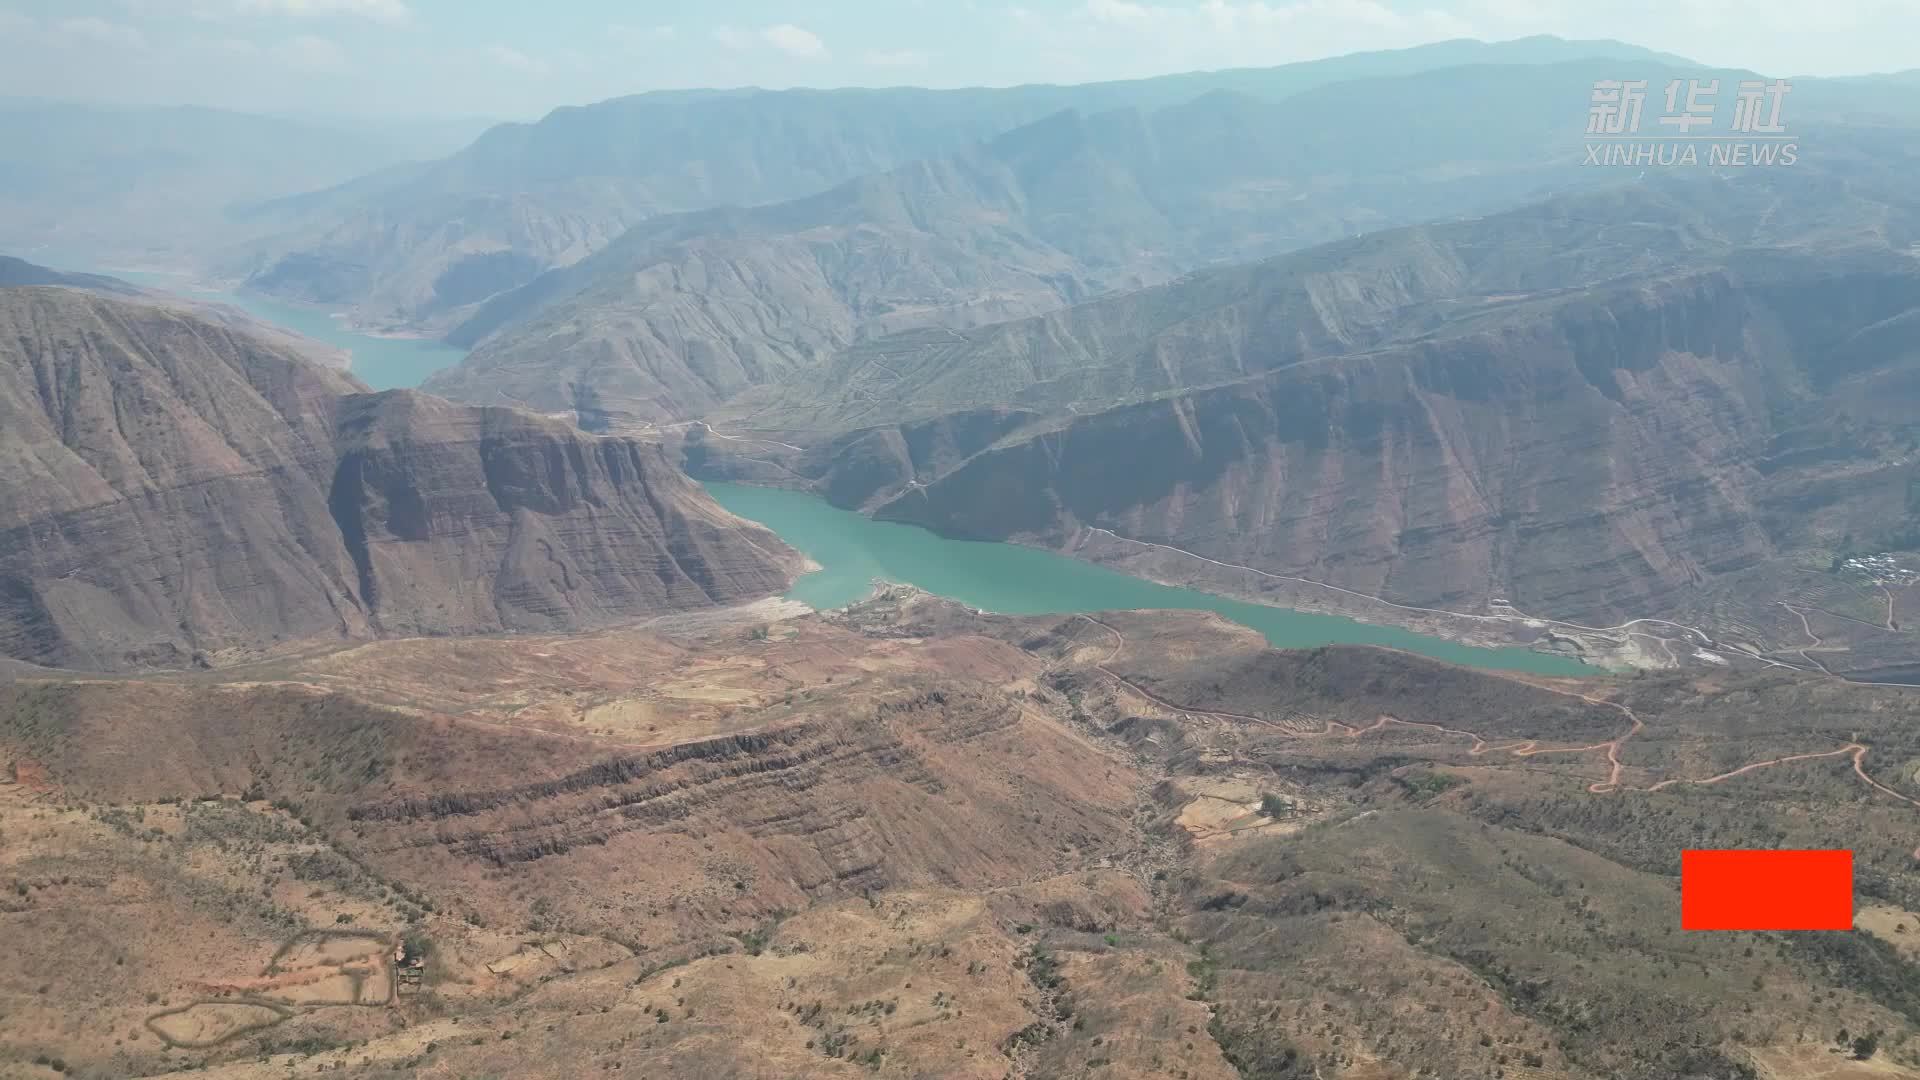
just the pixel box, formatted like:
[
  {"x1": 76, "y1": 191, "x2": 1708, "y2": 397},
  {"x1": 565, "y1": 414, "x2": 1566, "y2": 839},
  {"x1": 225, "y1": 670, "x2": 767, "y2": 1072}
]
[
  {"x1": 705, "y1": 482, "x2": 1591, "y2": 676},
  {"x1": 60, "y1": 265, "x2": 467, "y2": 390}
]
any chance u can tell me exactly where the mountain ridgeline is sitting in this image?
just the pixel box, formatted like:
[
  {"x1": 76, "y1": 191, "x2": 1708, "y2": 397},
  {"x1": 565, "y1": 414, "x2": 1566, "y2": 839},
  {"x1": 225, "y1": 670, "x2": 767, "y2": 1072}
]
[
  {"x1": 0, "y1": 99, "x2": 487, "y2": 268},
  {"x1": 227, "y1": 38, "x2": 1682, "y2": 339},
  {"x1": 415, "y1": 55, "x2": 1920, "y2": 431},
  {"x1": 0, "y1": 283, "x2": 799, "y2": 671},
  {"x1": 420, "y1": 56, "x2": 1707, "y2": 425}
]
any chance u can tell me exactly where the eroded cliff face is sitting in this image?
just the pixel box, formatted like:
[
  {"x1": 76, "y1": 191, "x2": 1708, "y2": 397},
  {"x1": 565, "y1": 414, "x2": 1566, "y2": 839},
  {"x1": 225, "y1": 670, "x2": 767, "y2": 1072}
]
[
  {"x1": 870, "y1": 259, "x2": 1920, "y2": 625},
  {"x1": 326, "y1": 391, "x2": 801, "y2": 637},
  {"x1": 0, "y1": 287, "x2": 797, "y2": 670}
]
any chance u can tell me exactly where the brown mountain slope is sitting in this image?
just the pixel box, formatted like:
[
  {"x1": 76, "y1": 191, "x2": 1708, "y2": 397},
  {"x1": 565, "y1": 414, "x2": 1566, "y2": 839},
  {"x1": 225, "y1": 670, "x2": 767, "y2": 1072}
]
[
  {"x1": 423, "y1": 58, "x2": 1724, "y2": 427},
  {"x1": 6, "y1": 596, "x2": 1920, "y2": 1077},
  {"x1": 0, "y1": 287, "x2": 798, "y2": 670},
  {"x1": 0, "y1": 253, "x2": 352, "y2": 370},
  {"x1": 423, "y1": 68, "x2": 1920, "y2": 430},
  {"x1": 697, "y1": 175, "x2": 1920, "y2": 672},
  {"x1": 862, "y1": 251, "x2": 1920, "y2": 664}
]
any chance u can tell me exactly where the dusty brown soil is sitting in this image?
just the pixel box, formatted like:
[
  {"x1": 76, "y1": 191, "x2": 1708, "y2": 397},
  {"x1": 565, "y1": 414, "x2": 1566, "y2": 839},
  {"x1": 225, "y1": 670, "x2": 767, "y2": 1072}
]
[{"x1": 8, "y1": 593, "x2": 1920, "y2": 1078}]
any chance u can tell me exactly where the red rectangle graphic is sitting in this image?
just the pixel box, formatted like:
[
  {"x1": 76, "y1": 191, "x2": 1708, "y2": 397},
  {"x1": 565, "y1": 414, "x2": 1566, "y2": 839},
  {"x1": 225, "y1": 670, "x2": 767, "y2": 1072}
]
[{"x1": 1682, "y1": 849, "x2": 1853, "y2": 930}]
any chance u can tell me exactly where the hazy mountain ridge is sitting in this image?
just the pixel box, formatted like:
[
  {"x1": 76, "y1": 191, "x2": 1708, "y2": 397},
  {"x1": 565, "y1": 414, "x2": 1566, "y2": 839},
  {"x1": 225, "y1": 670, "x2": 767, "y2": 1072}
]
[
  {"x1": 0, "y1": 286, "x2": 798, "y2": 671},
  {"x1": 230, "y1": 37, "x2": 1681, "y2": 336},
  {"x1": 736, "y1": 183, "x2": 1726, "y2": 434},
  {"x1": 425, "y1": 56, "x2": 1724, "y2": 425},
  {"x1": 0, "y1": 255, "x2": 142, "y2": 294},
  {"x1": 0, "y1": 253, "x2": 356, "y2": 371},
  {"x1": 0, "y1": 100, "x2": 482, "y2": 269},
  {"x1": 423, "y1": 56, "x2": 1920, "y2": 429},
  {"x1": 743, "y1": 164, "x2": 1918, "y2": 434}
]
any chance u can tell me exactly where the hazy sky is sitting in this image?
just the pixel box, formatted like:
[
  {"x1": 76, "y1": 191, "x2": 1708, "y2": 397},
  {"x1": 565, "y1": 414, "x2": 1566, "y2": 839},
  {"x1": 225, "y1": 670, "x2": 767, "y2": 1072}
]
[{"x1": 1, "y1": 0, "x2": 1916, "y2": 122}]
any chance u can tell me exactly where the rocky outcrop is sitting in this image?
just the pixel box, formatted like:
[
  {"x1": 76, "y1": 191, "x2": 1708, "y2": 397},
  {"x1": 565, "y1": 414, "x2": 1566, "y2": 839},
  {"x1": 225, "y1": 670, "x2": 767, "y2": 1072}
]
[
  {"x1": 0, "y1": 660, "x2": 1137, "y2": 935},
  {"x1": 0, "y1": 287, "x2": 798, "y2": 670}
]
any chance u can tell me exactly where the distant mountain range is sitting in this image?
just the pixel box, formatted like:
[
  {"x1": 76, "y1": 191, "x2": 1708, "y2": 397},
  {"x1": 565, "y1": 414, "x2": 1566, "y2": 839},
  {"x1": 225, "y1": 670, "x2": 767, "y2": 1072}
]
[
  {"x1": 0, "y1": 99, "x2": 488, "y2": 269},
  {"x1": 226, "y1": 36, "x2": 1684, "y2": 336},
  {"x1": 377, "y1": 54, "x2": 1920, "y2": 431},
  {"x1": 421, "y1": 57, "x2": 1671, "y2": 425}
]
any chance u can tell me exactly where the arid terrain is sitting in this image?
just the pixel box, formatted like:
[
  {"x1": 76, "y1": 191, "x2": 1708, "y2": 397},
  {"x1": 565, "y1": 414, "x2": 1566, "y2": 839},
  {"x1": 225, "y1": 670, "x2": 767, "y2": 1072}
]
[
  {"x1": 10, "y1": 20, "x2": 1920, "y2": 1080},
  {"x1": 689, "y1": 169, "x2": 1920, "y2": 680},
  {"x1": 7, "y1": 590, "x2": 1920, "y2": 1079}
]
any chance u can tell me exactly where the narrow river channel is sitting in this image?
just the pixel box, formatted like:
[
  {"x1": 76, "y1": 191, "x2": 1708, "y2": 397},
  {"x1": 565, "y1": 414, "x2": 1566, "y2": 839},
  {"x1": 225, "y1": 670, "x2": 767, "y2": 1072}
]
[{"x1": 705, "y1": 482, "x2": 1591, "y2": 676}]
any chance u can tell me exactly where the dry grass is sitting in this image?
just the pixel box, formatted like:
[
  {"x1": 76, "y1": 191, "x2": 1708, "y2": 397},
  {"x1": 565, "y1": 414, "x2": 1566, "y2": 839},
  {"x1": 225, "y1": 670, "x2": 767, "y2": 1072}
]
[{"x1": 9, "y1": 597, "x2": 1920, "y2": 1077}]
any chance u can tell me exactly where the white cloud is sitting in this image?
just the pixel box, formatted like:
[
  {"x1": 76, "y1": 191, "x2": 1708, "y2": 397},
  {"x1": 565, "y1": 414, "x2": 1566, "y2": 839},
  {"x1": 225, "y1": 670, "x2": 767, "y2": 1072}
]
[
  {"x1": 57, "y1": 17, "x2": 150, "y2": 50},
  {"x1": 711, "y1": 22, "x2": 828, "y2": 60},
  {"x1": 135, "y1": 0, "x2": 413, "y2": 24},
  {"x1": 1441, "y1": 0, "x2": 1917, "y2": 75},
  {"x1": 1085, "y1": 0, "x2": 1472, "y2": 43},
  {"x1": 1084, "y1": 0, "x2": 1153, "y2": 24},
  {"x1": 864, "y1": 49, "x2": 932, "y2": 68},
  {"x1": 276, "y1": 33, "x2": 349, "y2": 71},
  {"x1": 486, "y1": 45, "x2": 550, "y2": 75},
  {"x1": 1007, "y1": 0, "x2": 1475, "y2": 79},
  {"x1": 762, "y1": 23, "x2": 829, "y2": 59},
  {"x1": 240, "y1": 0, "x2": 410, "y2": 18},
  {"x1": 610, "y1": 24, "x2": 676, "y2": 50},
  {"x1": 205, "y1": 35, "x2": 261, "y2": 55}
]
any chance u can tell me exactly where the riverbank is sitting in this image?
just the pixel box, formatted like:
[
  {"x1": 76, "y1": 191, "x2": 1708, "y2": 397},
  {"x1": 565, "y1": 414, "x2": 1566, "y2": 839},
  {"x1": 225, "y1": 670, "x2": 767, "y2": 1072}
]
[
  {"x1": 703, "y1": 481, "x2": 1593, "y2": 677},
  {"x1": 42, "y1": 260, "x2": 468, "y2": 391}
]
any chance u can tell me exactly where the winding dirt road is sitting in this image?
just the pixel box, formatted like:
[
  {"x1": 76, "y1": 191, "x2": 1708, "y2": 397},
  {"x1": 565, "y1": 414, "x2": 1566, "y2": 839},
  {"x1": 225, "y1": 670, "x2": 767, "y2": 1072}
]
[{"x1": 1066, "y1": 615, "x2": 1920, "y2": 826}]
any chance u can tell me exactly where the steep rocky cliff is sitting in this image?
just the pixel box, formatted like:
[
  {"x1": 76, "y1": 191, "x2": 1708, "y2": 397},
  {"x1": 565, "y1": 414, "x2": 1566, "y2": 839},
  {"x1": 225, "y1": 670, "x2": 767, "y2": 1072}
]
[{"x1": 0, "y1": 286, "x2": 797, "y2": 670}]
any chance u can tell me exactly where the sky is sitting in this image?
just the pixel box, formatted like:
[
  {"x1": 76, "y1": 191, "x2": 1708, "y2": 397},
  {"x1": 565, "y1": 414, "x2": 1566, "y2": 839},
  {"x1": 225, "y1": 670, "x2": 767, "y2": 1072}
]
[{"x1": 1, "y1": 0, "x2": 1917, "y2": 123}]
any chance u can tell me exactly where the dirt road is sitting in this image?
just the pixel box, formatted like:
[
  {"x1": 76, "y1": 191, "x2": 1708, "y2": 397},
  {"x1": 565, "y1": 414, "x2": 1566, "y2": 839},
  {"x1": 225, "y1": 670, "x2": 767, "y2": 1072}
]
[{"x1": 1066, "y1": 614, "x2": 1918, "y2": 824}]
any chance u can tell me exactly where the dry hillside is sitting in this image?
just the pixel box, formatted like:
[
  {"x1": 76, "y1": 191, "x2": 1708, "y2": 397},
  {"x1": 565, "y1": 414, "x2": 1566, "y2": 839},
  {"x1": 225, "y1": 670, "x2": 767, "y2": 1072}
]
[{"x1": 4, "y1": 593, "x2": 1920, "y2": 1078}]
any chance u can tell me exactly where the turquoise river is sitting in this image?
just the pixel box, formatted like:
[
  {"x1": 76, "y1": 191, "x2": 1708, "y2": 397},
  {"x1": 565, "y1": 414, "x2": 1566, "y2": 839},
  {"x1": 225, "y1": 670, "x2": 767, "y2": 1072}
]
[
  {"x1": 704, "y1": 482, "x2": 1591, "y2": 676},
  {"x1": 58, "y1": 263, "x2": 468, "y2": 390}
]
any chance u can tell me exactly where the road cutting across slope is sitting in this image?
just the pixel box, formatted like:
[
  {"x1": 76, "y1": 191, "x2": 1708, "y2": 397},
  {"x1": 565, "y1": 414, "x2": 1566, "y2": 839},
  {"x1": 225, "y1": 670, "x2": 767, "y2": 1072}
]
[{"x1": 1065, "y1": 616, "x2": 1919, "y2": 827}]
